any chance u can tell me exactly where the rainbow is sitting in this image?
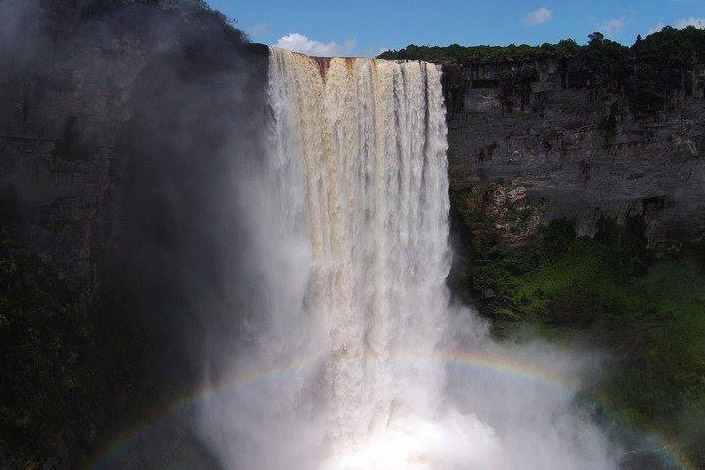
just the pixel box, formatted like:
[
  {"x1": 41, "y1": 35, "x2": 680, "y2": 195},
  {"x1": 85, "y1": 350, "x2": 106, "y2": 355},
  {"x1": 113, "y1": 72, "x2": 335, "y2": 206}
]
[
  {"x1": 86, "y1": 350, "x2": 697, "y2": 470},
  {"x1": 398, "y1": 350, "x2": 583, "y2": 390}
]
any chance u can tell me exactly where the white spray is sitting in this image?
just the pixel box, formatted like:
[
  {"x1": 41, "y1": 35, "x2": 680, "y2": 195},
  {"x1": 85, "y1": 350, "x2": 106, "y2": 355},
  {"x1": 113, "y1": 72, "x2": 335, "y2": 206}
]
[{"x1": 198, "y1": 48, "x2": 619, "y2": 470}]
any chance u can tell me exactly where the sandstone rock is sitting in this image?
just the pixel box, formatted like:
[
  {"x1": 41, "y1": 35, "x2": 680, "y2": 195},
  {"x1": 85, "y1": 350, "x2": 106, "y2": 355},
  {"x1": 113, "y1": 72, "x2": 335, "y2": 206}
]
[{"x1": 445, "y1": 61, "x2": 705, "y2": 243}]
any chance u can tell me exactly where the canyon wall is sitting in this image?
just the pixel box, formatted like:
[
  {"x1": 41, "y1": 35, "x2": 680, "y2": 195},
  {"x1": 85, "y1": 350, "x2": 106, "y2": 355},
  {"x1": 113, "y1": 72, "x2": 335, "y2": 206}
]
[
  {"x1": 0, "y1": 4, "x2": 268, "y2": 463},
  {"x1": 444, "y1": 58, "x2": 705, "y2": 246},
  {"x1": 0, "y1": 2, "x2": 267, "y2": 291}
]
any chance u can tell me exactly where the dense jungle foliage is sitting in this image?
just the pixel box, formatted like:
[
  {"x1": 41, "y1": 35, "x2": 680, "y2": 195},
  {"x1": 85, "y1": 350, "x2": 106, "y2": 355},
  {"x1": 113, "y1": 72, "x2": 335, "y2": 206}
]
[
  {"x1": 0, "y1": 189, "x2": 152, "y2": 466},
  {"x1": 451, "y1": 190, "x2": 705, "y2": 468},
  {"x1": 378, "y1": 28, "x2": 705, "y2": 69}
]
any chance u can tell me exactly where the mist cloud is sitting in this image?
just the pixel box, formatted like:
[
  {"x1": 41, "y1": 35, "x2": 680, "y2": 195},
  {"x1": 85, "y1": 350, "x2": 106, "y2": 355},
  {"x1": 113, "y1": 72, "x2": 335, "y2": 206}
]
[{"x1": 249, "y1": 22, "x2": 269, "y2": 37}]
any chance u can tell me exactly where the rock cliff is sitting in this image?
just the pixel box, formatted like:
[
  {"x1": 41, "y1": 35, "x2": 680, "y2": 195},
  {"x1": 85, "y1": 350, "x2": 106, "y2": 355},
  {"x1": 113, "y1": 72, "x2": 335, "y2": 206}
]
[
  {"x1": 4, "y1": 14, "x2": 705, "y2": 295},
  {"x1": 0, "y1": 2, "x2": 268, "y2": 464},
  {"x1": 0, "y1": 1, "x2": 267, "y2": 291},
  {"x1": 444, "y1": 58, "x2": 705, "y2": 245}
]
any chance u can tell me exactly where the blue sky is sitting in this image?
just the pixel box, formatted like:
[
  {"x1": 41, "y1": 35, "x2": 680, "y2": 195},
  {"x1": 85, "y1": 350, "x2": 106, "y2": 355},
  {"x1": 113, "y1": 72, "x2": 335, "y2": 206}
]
[{"x1": 207, "y1": 0, "x2": 705, "y2": 56}]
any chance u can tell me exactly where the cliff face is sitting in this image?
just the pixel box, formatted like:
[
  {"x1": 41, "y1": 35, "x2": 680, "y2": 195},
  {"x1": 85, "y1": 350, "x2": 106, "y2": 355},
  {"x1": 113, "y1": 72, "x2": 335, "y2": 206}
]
[
  {"x1": 444, "y1": 59, "x2": 705, "y2": 245},
  {"x1": 0, "y1": 1, "x2": 267, "y2": 291},
  {"x1": 1, "y1": 8, "x2": 148, "y2": 299},
  {"x1": 0, "y1": 2, "x2": 269, "y2": 464}
]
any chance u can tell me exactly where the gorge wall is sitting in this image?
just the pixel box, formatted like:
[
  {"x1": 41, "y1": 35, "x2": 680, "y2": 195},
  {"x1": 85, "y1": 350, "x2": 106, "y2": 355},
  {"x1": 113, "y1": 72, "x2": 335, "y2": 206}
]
[
  {"x1": 443, "y1": 58, "x2": 705, "y2": 247},
  {"x1": 0, "y1": 1, "x2": 269, "y2": 464},
  {"x1": 0, "y1": 1, "x2": 268, "y2": 291}
]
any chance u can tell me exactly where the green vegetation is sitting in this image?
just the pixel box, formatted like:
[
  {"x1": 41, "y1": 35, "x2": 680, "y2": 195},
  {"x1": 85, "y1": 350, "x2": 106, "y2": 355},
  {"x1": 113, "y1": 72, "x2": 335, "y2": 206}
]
[
  {"x1": 453, "y1": 191, "x2": 705, "y2": 467},
  {"x1": 377, "y1": 33, "x2": 628, "y2": 72},
  {"x1": 0, "y1": 237, "x2": 92, "y2": 459},
  {"x1": 380, "y1": 26, "x2": 705, "y2": 116},
  {"x1": 628, "y1": 26, "x2": 705, "y2": 114},
  {"x1": 378, "y1": 27, "x2": 704, "y2": 71},
  {"x1": 0, "y1": 195, "x2": 148, "y2": 465}
]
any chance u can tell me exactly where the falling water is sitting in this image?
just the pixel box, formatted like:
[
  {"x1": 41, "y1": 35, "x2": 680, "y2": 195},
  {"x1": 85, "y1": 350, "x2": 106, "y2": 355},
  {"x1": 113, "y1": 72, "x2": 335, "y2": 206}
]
[
  {"x1": 198, "y1": 47, "x2": 619, "y2": 470},
  {"x1": 266, "y1": 47, "x2": 461, "y2": 464}
]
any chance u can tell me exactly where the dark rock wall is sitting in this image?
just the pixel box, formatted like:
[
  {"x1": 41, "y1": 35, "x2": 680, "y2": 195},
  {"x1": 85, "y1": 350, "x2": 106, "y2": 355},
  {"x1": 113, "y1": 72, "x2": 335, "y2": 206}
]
[
  {"x1": 0, "y1": 1, "x2": 269, "y2": 465},
  {"x1": 0, "y1": 8, "x2": 144, "y2": 297},
  {"x1": 444, "y1": 60, "x2": 705, "y2": 243},
  {"x1": 0, "y1": 1, "x2": 268, "y2": 292}
]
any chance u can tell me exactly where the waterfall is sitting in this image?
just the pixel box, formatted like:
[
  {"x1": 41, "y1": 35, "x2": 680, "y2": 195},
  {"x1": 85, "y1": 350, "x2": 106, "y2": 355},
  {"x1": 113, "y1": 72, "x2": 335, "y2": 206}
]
[
  {"x1": 266, "y1": 47, "x2": 454, "y2": 457},
  {"x1": 197, "y1": 47, "x2": 617, "y2": 470}
]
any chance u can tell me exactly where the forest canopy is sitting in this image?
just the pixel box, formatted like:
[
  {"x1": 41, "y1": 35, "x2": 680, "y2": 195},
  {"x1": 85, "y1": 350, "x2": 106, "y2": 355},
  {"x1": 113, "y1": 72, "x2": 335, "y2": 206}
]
[{"x1": 377, "y1": 26, "x2": 705, "y2": 66}]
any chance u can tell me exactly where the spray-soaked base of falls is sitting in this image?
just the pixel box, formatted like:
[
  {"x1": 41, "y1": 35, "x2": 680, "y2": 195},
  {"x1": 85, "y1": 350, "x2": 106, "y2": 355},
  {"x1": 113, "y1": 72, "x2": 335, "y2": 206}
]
[{"x1": 194, "y1": 48, "x2": 620, "y2": 470}]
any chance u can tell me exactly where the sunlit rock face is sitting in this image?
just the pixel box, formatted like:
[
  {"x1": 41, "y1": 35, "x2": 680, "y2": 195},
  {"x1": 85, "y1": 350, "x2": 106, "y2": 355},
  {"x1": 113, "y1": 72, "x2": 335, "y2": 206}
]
[{"x1": 443, "y1": 61, "x2": 705, "y2": 243}]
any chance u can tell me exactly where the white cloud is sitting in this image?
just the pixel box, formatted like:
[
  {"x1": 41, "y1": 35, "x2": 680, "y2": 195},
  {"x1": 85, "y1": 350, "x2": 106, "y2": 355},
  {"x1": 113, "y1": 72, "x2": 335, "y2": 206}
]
[
  {"x1": 249, "y1": 23, "x2": 269, "y2": 37},
  {"x1": 273, "y1": 33, "x2": 356, "y2": 57},
  {"x1": 524, "y1": 7, "x2": 554, "y2": 26},
  {"x1": 674, "y1": 17, "x2": 705, "y2": 29},
  {"x1": 601, "y1": 18, "x2": 626, "y2": 36}
]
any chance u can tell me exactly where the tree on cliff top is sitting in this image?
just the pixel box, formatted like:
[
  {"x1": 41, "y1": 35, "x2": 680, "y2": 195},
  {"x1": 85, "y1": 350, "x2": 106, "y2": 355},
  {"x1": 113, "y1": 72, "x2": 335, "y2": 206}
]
[{"x1": 588, "y1": 31, "x2": 605, "y2": 45}]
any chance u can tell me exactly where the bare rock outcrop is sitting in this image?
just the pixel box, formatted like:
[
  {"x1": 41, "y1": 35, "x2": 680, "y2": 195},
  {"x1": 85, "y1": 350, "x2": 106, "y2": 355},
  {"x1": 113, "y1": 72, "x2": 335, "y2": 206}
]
[{"x1": 445, "y1": 59, "x2": 705, "y2": 244}]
